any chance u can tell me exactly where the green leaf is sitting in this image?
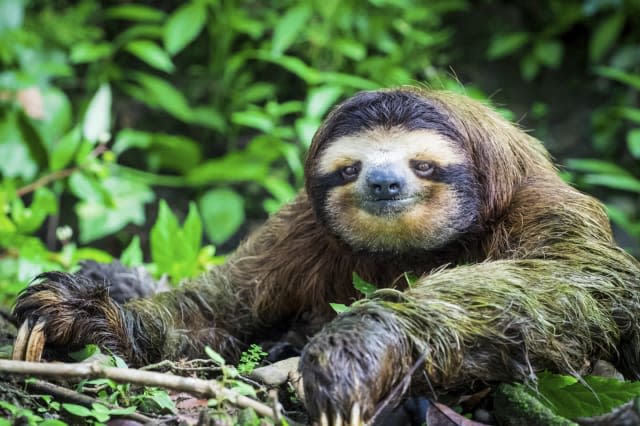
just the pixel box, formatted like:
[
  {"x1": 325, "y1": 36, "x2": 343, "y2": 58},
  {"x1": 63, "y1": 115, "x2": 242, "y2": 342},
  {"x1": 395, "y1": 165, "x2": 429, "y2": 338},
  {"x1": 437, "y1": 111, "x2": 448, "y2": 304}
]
[
  {"x1": 199, "y1": 188, "x2": 244, "y2": 244},
  {"x1": 140, "y1": 388, "x2": 175, "y2": 413},
  {"x1": 50, "y1": 127, "x2": 82, "y2": 171},
  {"x1": 565, "y1": 159, "x2": 632, "y2": 177},
  {"x1": 330, "y1": 303, "x2": 350, "y2": 314},
  {"x1": 69, "y1": 344, "x2": 101, "y2": 361},
  {"x1": 533, "y1": 372, "x2": 640, "y2": 419},
  {"x1": 205, "y1": 346, "x2": 226, "y2": 366},
  {"x1": 231, "y1": 110, "x2": 274, "y2": 133},
  {"x1": 70, "y1": 42, "x2": 113, "y2": 64},
  {"x1": 12, "y1": 187, "x2": 57, "y2": 233},
  {"x1": 0, "y1": 112, "x2": 38, "y2": 180},
  {"x1": 133, "y1": 72, "x2": 192, "y2": 120},
  {"x1": 76, "y1": 176, "x2": 154, "y2": 243},
  {"x1": 590, "y1": 13, "x2": 625, "y2": 62},
  {"x1": 271, "y1": 5, "x2": 312, "y2": 55},
  {"x1": 183, "y1": 202, "x2": 203, "y2": 255},
  {"x1": 520, "y1": 54, "x2": 540, "y2": 81},
  {"x1": 627, "y1": 129, "x2": 640, "y2": 159},
  {"x1": 150, "y1": 200, "x2": 201, "y2": 281},
  {"x1": 0, "y1": 0, "x2": 24, "y2": 32},
  {"x1": 595, "y1": 67, "x2": 640, "y2": 91},
  {"x1": 533, "y1": 40, "x2": 563, "y2": 68},
  {"x1": 619, "y1": 107, "x2": 640, "y2": 124},
  {"x1": 306, "y1": 86, "x2": 343, "y2": 118},
  {"x1": 121, "y1": 235, "x2": 143, "y2": 266},
  {"x1": 126, "y1": 40, "x2": 175, "y2": 73},
  {"x1": 352, "y1": 272, "x2": 378, "y2": 297},
  {"x1": 106, "y1": 5, "x2": 166, "y2": 22},
  {"x1": 83, "y1": 84, "x2": 112, "y2": 144},
  {"x1": 62, "y1": 403, "x2": 92, "y2": 417},
  {"x1": 487, "y1": 32, "x2": 529, "y2": 59},
  {"x1": 164, "y1": 2, "x2": 207, "y2": 55},
  {"x1": 583, "y1": 174, "x2": 640, "y2": 193}
]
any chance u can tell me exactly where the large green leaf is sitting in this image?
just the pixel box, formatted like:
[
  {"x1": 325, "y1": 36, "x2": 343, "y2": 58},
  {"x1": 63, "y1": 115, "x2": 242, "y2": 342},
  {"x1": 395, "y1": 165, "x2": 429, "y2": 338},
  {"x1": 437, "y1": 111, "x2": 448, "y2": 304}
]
[
  {"x1": 271, "y1": 5, "x2": 312, "y2": 55},
  {"x1": 533, "y1": 372, "x2": 640, "y2": 419},
  {"x1": 164, "y1": 2, "x2": 207, "y2": 55},
  {"x1": 627, "y1": 129, "x2": 640, "y2": 159},
  {"x1": 150, "y1": 200, "x2": 201, "y2": 281},
  {"x1": 132, "y1": 72, "x2": 192, "y2": 121},
  {"x1": 76, "y1": 176, "x2": 154, "y2": 243},
  {"x1": 199, "y1": 188, "x2": 244, "y2": 244}
]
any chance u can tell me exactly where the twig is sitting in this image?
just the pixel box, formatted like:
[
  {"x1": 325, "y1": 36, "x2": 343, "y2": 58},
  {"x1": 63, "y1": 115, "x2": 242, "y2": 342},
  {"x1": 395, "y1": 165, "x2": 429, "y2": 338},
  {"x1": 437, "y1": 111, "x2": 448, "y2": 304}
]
[
  {"x1": 16, "y1": 144, "x2": 108, "y2": 197},
  {"x1": 368, "y1": 352, "x2": 427, "y2": 425},
  {"x1": 16, "y1": 168, "x2": 77, "y2": 197},
  {"x1": 0, "y1": 360, "x2": 280, "y2": 420},
  {"x1": 26, "y1": 379, "x2": 154, "y2": 423}
]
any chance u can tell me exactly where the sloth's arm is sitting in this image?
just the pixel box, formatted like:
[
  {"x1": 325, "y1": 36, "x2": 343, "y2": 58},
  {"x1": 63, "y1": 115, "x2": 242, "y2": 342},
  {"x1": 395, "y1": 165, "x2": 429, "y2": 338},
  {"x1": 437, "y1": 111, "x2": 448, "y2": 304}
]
[
  {"x1": 300, "y1": 185, "x2": 640, "y2": 421},
  {"x1": 12, "y1": 194, "x2": 322, "y2": 366}
]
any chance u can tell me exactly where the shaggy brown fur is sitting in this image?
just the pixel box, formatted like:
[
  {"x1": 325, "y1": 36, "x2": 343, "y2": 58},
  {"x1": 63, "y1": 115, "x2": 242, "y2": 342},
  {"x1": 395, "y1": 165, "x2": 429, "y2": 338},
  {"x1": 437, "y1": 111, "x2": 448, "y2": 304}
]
[{"x1": 13, "y1": 88, "x2": 640, "y2": 423}]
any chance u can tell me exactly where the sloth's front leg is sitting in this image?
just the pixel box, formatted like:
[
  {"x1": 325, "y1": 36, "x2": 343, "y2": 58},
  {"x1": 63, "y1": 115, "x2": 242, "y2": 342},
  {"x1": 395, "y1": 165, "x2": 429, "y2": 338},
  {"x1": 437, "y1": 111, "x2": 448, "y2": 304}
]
[{"x1": 299, "y1": 308, "x2": 413, "y2": 424}]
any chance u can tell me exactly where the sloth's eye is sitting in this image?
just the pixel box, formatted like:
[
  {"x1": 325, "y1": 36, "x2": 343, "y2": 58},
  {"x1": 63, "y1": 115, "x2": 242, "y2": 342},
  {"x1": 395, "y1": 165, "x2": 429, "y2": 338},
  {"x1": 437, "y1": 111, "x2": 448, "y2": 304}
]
[
  {"x1": 341, "y1": 164, "x2": 360, "y2": 180},
  {"x1": 411, "y1": 160, "x2": 434, "y2": 177}
]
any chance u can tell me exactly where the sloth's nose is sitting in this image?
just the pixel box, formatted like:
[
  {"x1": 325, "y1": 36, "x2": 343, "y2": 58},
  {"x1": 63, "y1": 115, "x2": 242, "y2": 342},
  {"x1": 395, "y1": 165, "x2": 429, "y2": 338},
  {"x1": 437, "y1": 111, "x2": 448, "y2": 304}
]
[{"x1": 367, "y1": 170, "x2": 405, "y2": 199}]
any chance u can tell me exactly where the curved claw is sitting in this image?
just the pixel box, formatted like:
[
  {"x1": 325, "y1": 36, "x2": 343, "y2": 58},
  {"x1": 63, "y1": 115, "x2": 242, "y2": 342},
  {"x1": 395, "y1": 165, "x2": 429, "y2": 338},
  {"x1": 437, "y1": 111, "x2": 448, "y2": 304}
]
[
  {"x1": 11, "y1": 318, "x2": 46, "y2": 362},
  {"x1": 350, "y1": 403, "x2": 361, "y2": 426},
  {"x1": 316, "y1": 404, "x2": 363, "y2": 426},
  {"x1": 12, "y1": 320, "x2": 30, "y2": 360},
  {"x1": 26, "y1": 318, "x2": 46, "y2": 362}
]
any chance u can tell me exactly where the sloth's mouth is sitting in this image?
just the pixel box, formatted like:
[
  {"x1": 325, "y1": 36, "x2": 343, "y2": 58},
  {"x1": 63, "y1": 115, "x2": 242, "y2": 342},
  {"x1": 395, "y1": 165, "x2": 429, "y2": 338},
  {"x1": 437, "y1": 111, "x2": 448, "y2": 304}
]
[{"x1": 361, "y1": 197, "x2": 416, "y2": 216}]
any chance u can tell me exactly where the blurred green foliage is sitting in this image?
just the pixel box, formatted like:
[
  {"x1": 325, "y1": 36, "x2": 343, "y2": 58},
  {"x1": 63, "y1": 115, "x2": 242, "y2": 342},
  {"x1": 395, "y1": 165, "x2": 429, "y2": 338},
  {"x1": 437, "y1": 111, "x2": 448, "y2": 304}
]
[{"x1": 0, "y1": 0, "x2": 638, "y2": 308}]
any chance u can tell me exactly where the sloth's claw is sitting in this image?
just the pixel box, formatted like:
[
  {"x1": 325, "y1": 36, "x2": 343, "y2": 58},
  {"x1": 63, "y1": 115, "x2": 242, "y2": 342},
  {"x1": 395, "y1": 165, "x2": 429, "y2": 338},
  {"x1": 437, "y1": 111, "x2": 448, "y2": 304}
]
[
  {"x1": 333, "y1": 412, "x2": 343, "y2": 426},
  {"x1": 319, "y1": 411, "x2": 329, "y2": 426},
  {"x1": 26, "y1": 318, "x2": 46, "y2": 362},
  {"x1": 350, "y1": 403, "x2": 362, "y2": 426},
  {"x1": 12, "y1": 318, "x2": 46, "y2": 362},
  {"x1": 11, "y1": 320, "x2": 30, "y2": 360}
]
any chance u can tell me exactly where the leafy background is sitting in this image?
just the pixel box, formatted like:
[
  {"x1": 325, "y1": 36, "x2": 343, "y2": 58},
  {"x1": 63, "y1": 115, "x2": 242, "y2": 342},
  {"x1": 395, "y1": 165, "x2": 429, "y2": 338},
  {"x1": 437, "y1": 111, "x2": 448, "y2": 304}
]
[{"x1": 0, "y1": 0, "x2": 638, "y2": 303}]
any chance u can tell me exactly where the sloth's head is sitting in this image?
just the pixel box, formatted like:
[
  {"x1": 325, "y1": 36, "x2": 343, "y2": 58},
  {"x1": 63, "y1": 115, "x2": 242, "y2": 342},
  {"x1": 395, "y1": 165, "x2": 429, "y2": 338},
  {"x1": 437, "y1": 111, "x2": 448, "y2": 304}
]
[{"x1": 305, "y1": 89, "x2": 487, "y2": 253}]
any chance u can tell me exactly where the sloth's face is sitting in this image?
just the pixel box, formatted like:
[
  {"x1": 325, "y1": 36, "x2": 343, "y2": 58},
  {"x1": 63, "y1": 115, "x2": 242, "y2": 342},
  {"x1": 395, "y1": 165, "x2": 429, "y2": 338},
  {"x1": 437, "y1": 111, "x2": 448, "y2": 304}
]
[{"x1": 313, "y1": 128, "x2": 479, "y2": 253}]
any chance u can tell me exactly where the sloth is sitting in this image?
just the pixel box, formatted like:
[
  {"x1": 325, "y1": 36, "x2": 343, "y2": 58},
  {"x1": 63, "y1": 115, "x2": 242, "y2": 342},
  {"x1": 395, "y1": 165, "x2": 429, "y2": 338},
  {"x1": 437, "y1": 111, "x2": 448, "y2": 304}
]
[{"x1": 13, "y1": 88, "x2": 640, "y2": 424}]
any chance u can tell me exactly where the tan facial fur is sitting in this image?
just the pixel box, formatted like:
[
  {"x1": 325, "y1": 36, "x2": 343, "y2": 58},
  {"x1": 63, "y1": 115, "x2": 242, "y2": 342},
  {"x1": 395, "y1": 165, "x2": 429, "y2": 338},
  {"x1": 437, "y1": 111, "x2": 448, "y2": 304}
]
[{"x1": 318, "y1": 128, "x2": 470, "y2": 252}]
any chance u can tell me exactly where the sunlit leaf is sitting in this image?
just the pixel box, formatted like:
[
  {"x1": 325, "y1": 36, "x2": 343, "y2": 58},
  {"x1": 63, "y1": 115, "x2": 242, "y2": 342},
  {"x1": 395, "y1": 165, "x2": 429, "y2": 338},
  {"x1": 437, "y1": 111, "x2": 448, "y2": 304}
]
[
  {"x1": 83, "y1": 84, "x2": 112, "y2": 144},
  {"x1": 164, "y1": 2, "x2": 207, "y2": 55},
  {"x1": 70, "y1": 42, "x2": 113, "y2": 64},
  {"x1": 306, "y1": 86, "x2": 343, "y2": 118},
  {"x1": 133, "y1": 72, "x2": 191, "y2": 120},
  {"x1": 50, "y1": 127, "x2": 81, "y2": 171},
  {"x1": 271, "y1": 5, "x2": 311, "y2": 55},
  {"x1": 125, "y1": 40, "x2": 175, "y2": 73},
  {"x1": 121, "y1": 235, "x2": 143, "y2": 266},
  {"x1": 353, "y1": 272, "x2": 378, "y2": 297}
]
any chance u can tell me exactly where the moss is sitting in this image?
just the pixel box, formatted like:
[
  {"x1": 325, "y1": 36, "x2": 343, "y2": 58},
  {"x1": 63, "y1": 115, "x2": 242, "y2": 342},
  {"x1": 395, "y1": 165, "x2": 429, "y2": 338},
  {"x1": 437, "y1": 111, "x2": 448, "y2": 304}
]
[{"x1": 494, "y1": 383, "x2": 577, "y2": 426}]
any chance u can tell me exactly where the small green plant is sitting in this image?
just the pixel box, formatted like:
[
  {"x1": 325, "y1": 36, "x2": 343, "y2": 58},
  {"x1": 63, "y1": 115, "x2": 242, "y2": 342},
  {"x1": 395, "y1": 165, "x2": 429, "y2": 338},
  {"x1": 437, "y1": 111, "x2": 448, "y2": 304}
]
[
  {"x1": 238, "y1": 344, "x2": 268, "y2": 375},
  {"x1": 330, "y1": 272, "x2": 379, "y2": 313}
]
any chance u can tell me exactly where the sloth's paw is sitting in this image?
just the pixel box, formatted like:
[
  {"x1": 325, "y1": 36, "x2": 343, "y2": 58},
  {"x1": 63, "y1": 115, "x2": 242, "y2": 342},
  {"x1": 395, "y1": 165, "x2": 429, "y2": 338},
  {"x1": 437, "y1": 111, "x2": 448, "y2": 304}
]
[
  {"x1": 12, "y1": 272, "x2": 129, "y2": 362},
  {"x1": 299, "y1": 309, "x2": 411, "y2": 425}
]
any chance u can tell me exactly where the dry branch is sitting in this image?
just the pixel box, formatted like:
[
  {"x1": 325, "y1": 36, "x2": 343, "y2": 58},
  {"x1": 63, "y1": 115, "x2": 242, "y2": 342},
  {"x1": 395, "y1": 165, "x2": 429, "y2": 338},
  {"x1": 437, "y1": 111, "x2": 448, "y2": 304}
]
[{"x1": 0, "y1": 359, "x2": 280, "y2": 420}]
